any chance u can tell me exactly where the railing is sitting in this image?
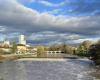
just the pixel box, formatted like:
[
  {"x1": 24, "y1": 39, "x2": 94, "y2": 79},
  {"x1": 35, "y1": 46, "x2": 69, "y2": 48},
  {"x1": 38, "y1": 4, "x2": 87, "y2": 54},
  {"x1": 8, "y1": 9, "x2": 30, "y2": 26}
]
[{"x1": 46, "y1": 51, "x2": 62, "y2": 54}]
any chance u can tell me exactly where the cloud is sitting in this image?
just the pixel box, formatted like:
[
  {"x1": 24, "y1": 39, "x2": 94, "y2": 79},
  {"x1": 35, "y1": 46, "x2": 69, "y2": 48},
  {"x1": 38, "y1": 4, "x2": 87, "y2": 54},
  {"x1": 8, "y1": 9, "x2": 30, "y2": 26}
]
[
  {"x1": 73, "y1": 37, "x2": 100, "y2": 44},
  {"x1": 0, "y1": 26, "x2": 6, "y2": 32},
  {"x1": 67, "y1": 0, "x2": 100, "y2": 15},
  {"x1": 19, "y1": 0, "x2": 100, "y2": 16},
  {"x1": 0, "y1": 0, "x2": 100, "y2": 45},
  {"x1": 38, "y1": 0, "x2": 55, "y2": 7},
  {"x1": 27, "y1": 0, "x2": 66, "y2": 7},
  {"x1": 39, "y1": 0, "x2": 66, "y2": 7},
  {"x1": 27, "y1": 31, "x2": 81, "y2": 45},
  {"x1": 47, "y1": 9, "x2": 62, "y2": 15}
]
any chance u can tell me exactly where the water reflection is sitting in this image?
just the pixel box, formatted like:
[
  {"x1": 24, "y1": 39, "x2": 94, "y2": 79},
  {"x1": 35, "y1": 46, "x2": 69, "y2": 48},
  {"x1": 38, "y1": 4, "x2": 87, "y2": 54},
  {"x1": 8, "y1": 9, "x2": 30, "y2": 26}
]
[{"x1": 0, "y1": 59, "x2": 99, "y2": 80}]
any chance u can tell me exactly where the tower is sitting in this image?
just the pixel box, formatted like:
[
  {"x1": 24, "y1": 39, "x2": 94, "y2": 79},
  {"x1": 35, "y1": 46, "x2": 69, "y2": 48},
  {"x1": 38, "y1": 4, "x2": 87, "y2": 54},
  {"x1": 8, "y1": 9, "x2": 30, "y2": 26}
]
[{"x1": 19, "y1": 35, "x2": 26, "y2": 45}]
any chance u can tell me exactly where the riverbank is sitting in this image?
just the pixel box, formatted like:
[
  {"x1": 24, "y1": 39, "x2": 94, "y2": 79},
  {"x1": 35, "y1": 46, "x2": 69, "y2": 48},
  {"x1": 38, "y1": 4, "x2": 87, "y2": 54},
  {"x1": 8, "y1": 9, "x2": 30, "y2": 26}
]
[
  {"x1": 17, "y1": 58, "x2": 67, "y2": 61},
  {"x1": 0, "y1": 55, "x2": 5, "y2": 62},
  {"x1": 17, "y1": 56, "x2": 91, "y2": 62},
  {"x1": 0, "y1": 55, "x2": 18, "y2": 62},
  {"x1": 0, "y1": 54, "x2": 91, "y2": 62}
]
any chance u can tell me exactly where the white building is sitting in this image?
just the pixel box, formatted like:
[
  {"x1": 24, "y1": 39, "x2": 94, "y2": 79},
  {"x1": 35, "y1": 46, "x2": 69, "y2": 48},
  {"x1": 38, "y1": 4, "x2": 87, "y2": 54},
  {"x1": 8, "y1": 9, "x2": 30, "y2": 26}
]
[{"x1": 19, "y1": 35, "x2": 26, "y2": 45}]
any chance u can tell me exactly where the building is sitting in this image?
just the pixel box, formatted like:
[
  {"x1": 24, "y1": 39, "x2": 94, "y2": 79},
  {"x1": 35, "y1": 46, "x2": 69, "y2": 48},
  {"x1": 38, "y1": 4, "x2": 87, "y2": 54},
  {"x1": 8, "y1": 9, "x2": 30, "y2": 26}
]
[
  {"x1": 17, "y1": 44, "x2": 27, "y2": 54},
  {"x1": 19, "y1": 35, "x2": 26, "y2": 45},
  {"x1": 16, "y1": 44, "x2": 37, "y2": 56},
  {"x1": 26, "y1": 47, "x2": 37, "y2": 56}
]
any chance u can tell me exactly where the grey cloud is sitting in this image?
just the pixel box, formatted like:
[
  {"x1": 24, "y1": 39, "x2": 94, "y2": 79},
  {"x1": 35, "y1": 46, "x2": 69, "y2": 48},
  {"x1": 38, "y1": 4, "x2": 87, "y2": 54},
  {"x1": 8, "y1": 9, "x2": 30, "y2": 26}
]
[
  {"x1": 0, "y1": 0, "x2": 100, "y2": 36},
  {"x1": 27, "y1": 31, "x2": 82, "y2": 45},
  {"x1": 0, "y1": 0, "x2": 100, "y2": 45}
]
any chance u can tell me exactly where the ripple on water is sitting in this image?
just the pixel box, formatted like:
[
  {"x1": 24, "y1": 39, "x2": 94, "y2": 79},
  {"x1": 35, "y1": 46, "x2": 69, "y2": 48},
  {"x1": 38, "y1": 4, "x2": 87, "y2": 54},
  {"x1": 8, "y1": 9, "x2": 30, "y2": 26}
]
[{"x1": 0, "y1": 59, "x2": 99, "y2": 80}]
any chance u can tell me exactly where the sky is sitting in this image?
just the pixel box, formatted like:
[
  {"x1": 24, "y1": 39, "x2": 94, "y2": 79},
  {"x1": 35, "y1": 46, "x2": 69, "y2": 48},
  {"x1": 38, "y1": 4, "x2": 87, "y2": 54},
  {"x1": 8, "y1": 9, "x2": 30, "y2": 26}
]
[{"x1": 0, "y1": 0, "x2": 100, "y2": 45}]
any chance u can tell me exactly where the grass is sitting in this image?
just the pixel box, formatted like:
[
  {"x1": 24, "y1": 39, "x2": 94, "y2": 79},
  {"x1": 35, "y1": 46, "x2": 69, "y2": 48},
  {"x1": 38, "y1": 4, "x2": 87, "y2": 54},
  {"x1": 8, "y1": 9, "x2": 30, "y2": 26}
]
[{"x1": 0, "y1": 55, "x2": 5, "y2": 62}]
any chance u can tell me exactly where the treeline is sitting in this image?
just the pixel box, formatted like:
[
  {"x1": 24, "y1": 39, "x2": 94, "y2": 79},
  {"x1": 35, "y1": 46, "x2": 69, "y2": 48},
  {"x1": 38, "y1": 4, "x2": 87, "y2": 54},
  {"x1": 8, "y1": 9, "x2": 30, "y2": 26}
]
[
  {"x1": 36, "y1": 40, "x2": 92, "y2": 57},
  {"x1": 48, "y1": 44, "x2": 76, "y2": 54},
  {"x1": 48, "y1": 40, "x2": 93, "y2": 57},
  {"x1": 89, "y1": 40, "x2": 100, "y2": 65}
]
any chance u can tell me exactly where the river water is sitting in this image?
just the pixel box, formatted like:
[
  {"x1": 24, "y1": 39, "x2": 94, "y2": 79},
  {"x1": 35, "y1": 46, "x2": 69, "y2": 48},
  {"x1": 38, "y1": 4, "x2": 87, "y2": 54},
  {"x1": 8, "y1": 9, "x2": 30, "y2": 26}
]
[{"x1": 0, "y1": 59, "x2": 100, "y2": 80}]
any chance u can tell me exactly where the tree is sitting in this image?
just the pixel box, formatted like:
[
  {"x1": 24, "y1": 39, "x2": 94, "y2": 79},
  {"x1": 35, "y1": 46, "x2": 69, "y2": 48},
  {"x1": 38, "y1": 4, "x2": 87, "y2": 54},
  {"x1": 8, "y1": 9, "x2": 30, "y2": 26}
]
[
  {"x1": 37, "y1": 46, "x2": 46, "y2": 57},
  {"x1": 77, "y1": 40, "x2": 93, "y2": 57},
  {"x1": 11, "y1": 42, "x2": 17, "y2": 53},
  {"x1": 49, "y1": 44, "x2": 60, "y2": 51},
  {"x1": 0, "y1": 49, "x2": 4, "y2": 54},
  {"x1": 89, "y1": 40, "x2": 100, "y2": 65},
  {"x1": 81, "y1": 40, "x2": 92, "y2": 50},
  {"x1": 49, "y1": 43, "x2": 75, "y2": 54},
  {"x1": 77, "y1": 45, "x2": 86, "y2": 56},
  {"x1": 59, "y1": 43, "x2": 68, "y2": 53}
]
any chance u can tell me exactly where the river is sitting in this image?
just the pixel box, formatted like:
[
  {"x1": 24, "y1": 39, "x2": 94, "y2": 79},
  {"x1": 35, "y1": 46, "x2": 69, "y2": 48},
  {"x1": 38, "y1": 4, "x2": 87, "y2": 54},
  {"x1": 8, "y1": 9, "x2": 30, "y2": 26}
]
[{"x1": 0, "y1": 58, "x2": 100, "y2": 80}]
